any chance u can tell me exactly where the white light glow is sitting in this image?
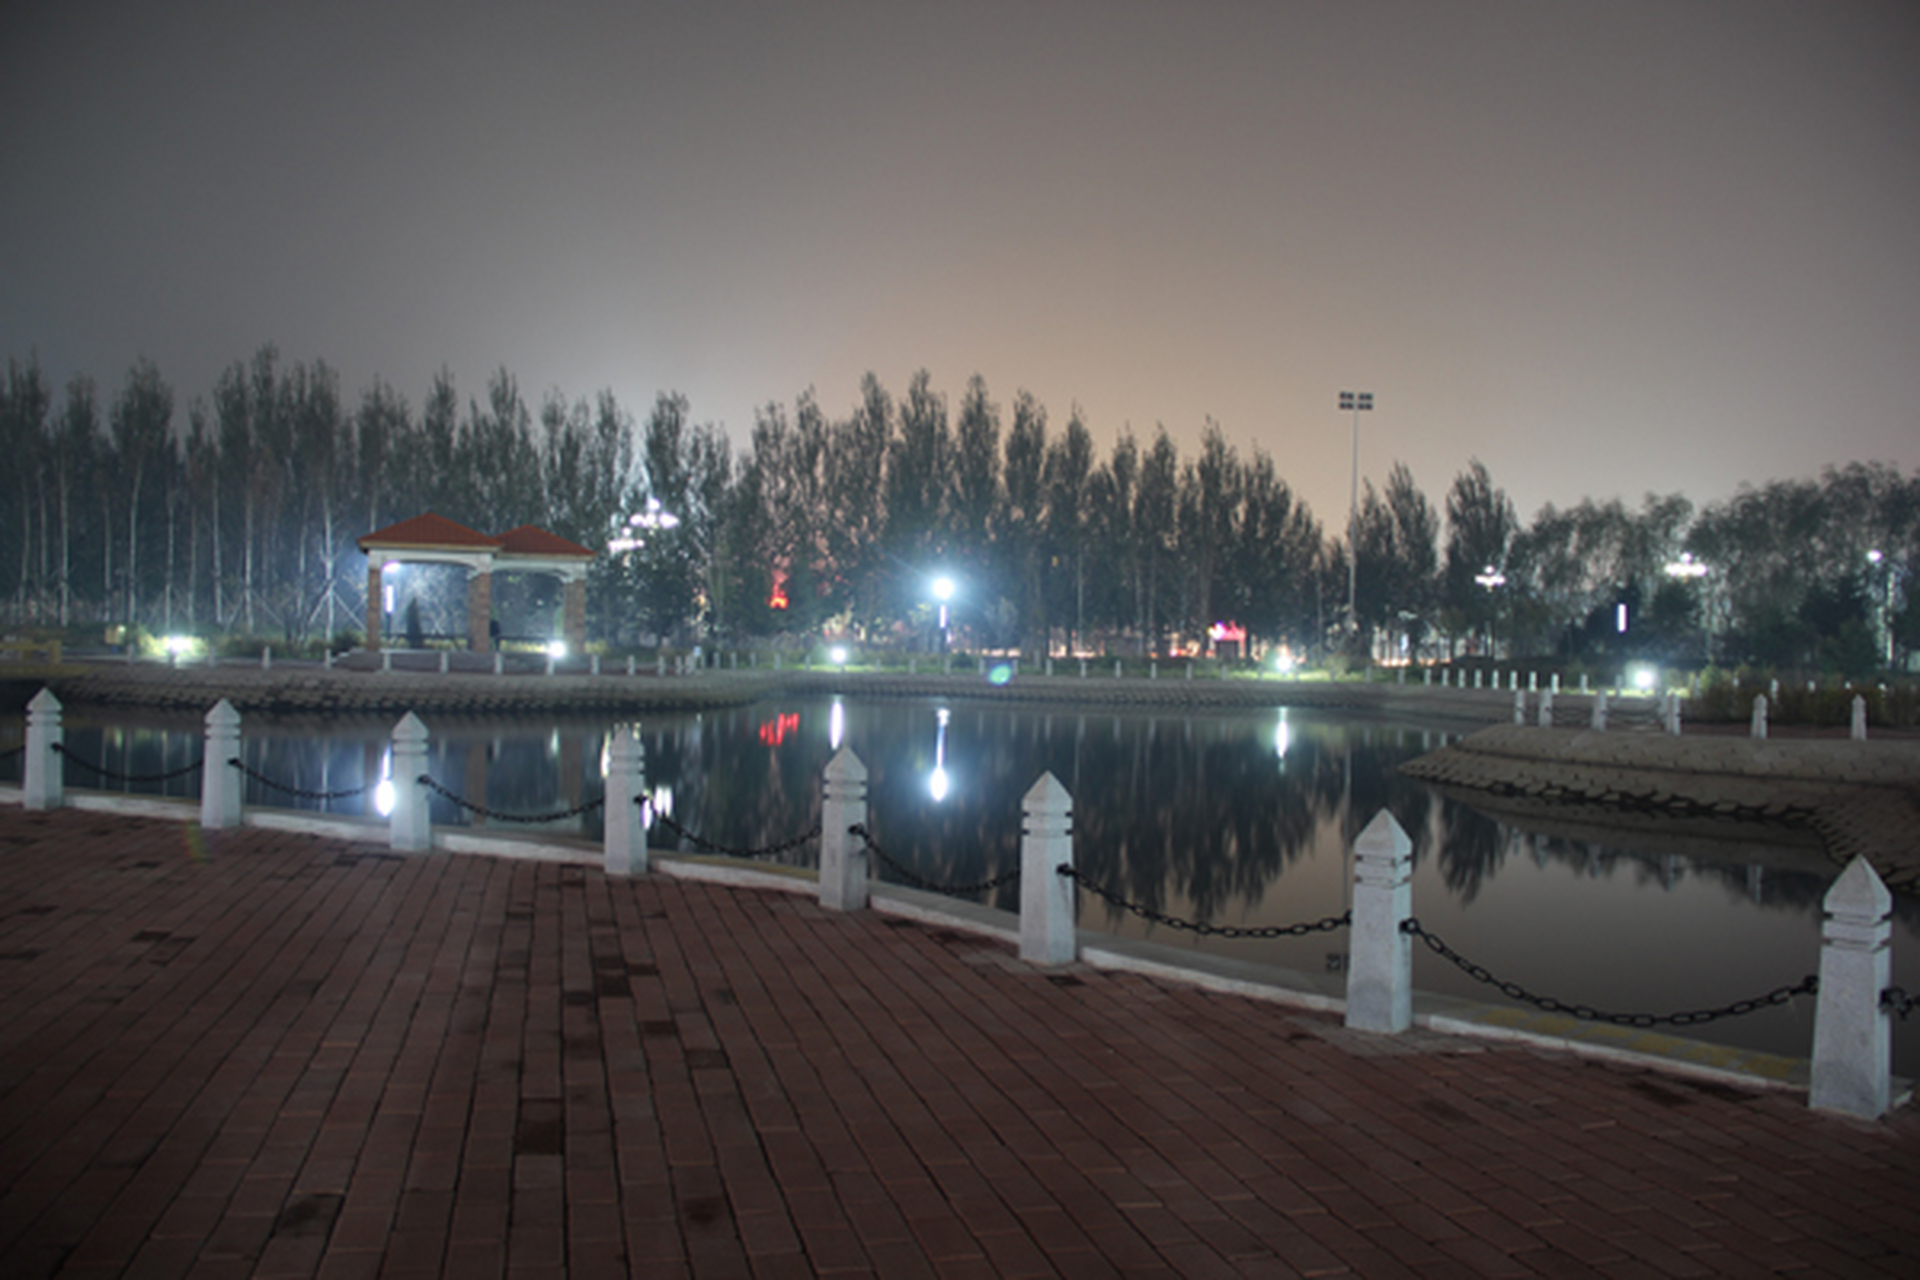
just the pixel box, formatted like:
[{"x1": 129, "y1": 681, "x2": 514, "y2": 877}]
[
  {"x1": 829, "y1": 698, "x2": 845, "y2": 750},
  {"x1": 546, "y1": 640, "x2": 567, "y2": 659},
  {"x1": 830, "y1": 645, "x2": 849, "y2": 666},
  {"x1": 1631, "y1": 664, "x2": 1656, "y2": 691}
]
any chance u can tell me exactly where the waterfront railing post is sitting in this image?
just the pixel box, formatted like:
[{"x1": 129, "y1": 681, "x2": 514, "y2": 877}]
[
  {"x1": 819, "y1": 748, "x2": 869, "y2": 912},
  {"x1": 603, "y1": 725, "x2": 647, "y2": 876},
  {"x1": 1512, "y1": 689, "x2": 1525, "y2": 725},
  {"x1": 1590, "y1": 691, "x2": 1608, "y2": 731},
  {"x1": 1345, "y1": 810, "x2": 1413, "y2": 1034},
  {"x1": 1019, "y1": 772, "x2": 1076, "y2": 965},
  {"x1": 1538, "y1": 689, "x2": 1554, "y2": 728},
  {"x1": 1665, "y1": 692, "x2": 1682, "y2": 736},
  {"x1": 23, "y1": 687, "x2": 63, "y2": 810},
  {"x1": 1751, "y1": 694, "x2": 1768, "y2": 740},
  {"x1": 1851, "y1": 695, "x2": 1868, "y2": 742},
  {"x1": 1809, "y1": 857, "x2": 1893, "y2": 1119},
  {"x1": 389, "y1": 712, "x2": 432, "y2": 852},
  {"x1": 200, "y1": 699, "x2": 243, "y2": 829}
]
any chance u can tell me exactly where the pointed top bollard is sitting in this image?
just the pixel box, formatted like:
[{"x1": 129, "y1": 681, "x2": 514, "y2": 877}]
[
  {"x1": 389, "y1": 711, "x2": 432, "y2": 852},
  {"x1": 1590, "y1": 690, "x2": 1608, "y2": 731},
  {"x1": 1810, "y1": 857, "x2": 1893, "y2": 1119},
  {"x1": 1851, "y1": 695, "x2": 1868, "y2": 742},
  {"x1": 201, "y1": 699, "x2": 243, "y2": 829},
  {"x1": 603, "y1": 725, "x2": 647, "y2": 876},
  {"x1": 1538, "y1": 688, "x2": 1555, "y2": 728},
  {"x1": 1346, "y1": 810, "x2": 1414, "y2": 1034},
  {"x1": 23, "y1": 687, "x2": 64, "y2": 810},
  {"x1": 1512, "y1": 688, "x2": 1526, "y2": 725},
  {"x1": 1750, "y1": 693, "x2": 1768, "y2": 740},
  {"x1": 1019, "y1": 771, "x2": 1076, "y2": 965},
  {"x1": 819, "y1": 748, "x2": 870, "y2": 911}
]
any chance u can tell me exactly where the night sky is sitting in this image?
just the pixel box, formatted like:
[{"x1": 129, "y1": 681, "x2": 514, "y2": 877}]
[{"x1": 4, "y1": 0, "x2": 1916, "y2": 529}]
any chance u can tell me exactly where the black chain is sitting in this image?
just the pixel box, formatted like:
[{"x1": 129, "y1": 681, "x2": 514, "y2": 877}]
[
  {"x1": 418, "y1": 774, "x2": 606, "y2": 824},
  {"x1": 1060, "y1": 865, "x2": 1352, "y2": 939},
  {"x1": 51, "y1": 742, "x2": 204, "y2": 783},
  {"x1": 849, "y1": 823, "x2": 1023, "y2": 896},
  {"x1": 1402, "y1": 917, "x2": 1818, "y2": 1027},
  {"x1": 1884, "y1": 986, "x2": 1917, "y2": 1020},
  {"x1": 227, "y1": 757, "x2": 380, "y2": 801},
  {"x1": 654, "y1": 811, "x2": 820, "y2": 860},
  {"x1": 0, "y1": 744, "x2": 23, "y2": 764}
]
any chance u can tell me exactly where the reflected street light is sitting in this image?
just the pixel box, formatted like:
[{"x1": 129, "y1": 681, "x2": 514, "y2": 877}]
[{"x1": 1339, "y1": 391, "x2": 1374, "y2": 638}]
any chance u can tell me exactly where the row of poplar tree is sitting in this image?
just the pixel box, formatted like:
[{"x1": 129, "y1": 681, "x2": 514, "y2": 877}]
[{"x1": 0, "y1": 348, "x2": 1913, "y2": 672}]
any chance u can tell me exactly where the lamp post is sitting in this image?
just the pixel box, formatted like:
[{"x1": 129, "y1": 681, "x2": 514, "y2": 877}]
[
  {"x1": 1474, "y1": 564, "x2": 1505, "y2": 658},
  {"x1": 932, "y1": 575, "x2": 955, "y2": 654},
  {"x1": 1664, "y1": 552, "x2": 1712, "y2": 662},
  {"x1": 1868, "y1": 550, "x2": 1894, "y2": 669},
  {"x1": 1339, "y1": 391, "x2": 1373, "y2": 640}
]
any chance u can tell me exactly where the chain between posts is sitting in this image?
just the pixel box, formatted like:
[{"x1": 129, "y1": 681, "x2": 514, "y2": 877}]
[
  {"x1": 654, "y1": 811, "x2": 820, "y2": 860},
  {"x1": 848, "y1": 823, "x2": 1023, "y2": 897},
  {"x1": 1060, "y1": 865, "x2": 1352, "y2": 939},
  {"x1": 1884, "y1": 987, "x2": 1917, "y2": 1020},
  {"x1": 227, "y1": 757, "x2": 380, "y2": 802},
  {"x1": 51, "y1": 742, "x2": 204, "y2": 784},
  {"x1": 1401, "y1": 917, "x2": 1818, "y2": 1027},
  {"x1": 417, "y1": 774, "x2": 606, "y2": 824},
  {"x1": 0, "y1": 744, "x2": 23, "y2": 764}
]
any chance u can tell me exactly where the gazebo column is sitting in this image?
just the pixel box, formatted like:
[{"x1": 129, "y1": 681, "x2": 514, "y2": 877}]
[
  {"x1": 564, "y1": 577, "x2": 587, "y2": 656},
  {"x1": 366, "y1": 562, "x2": 384, "y2": 651},
  {"x1": 468, "y1": 570, "x2": 493, "y2": 653}
]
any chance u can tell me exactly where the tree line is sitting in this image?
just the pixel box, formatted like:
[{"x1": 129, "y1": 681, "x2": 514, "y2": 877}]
[{"x1": 1, "y1": 350, "x2": 1914, "y2": 673}]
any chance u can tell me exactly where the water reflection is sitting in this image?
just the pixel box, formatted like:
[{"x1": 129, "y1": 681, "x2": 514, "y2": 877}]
[{"x1": 9, "y1": 697, "x2": 1915, "y2": 1068}]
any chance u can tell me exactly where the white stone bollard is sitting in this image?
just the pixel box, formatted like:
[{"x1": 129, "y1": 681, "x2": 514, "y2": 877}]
[
  {"x1": 1750, "y1": 694, "x2": 1768, "y2": 740},
  {"x1": 819, "y1": 749, "x2": 870, "y2": 912},
  {"x1": 389, "y1": 712, "x2": 432, "y2": 853},
  {"x1": 1851, "y1": 695, "x2": 1868, "y2": 742},
  {"x1": 1080, "y1": 659, "x2": 1088, "y2": 679},
  {"x1": 1045, "y1": 658, "x2": 1054, "y2": 677},
  {"x1": 1423, "y1": 668, "x2": 1431, "y2": 687},
  {"x1": 439, "y1": 650, "x2": 449, "y2": 674},
  {"x1": 1551, "y1": 673, "x2": 1560, "y2": 694},
  {"x1": 1769, "y1": 678, "x2": 1780, "y2": 703},
  {"x1": 23, "y1": 687, "x2": 63, "y2": 810},
  {"x1": 1538, "y1": 689, "x2": 1554, "y2": 728},
  {"x1": 1113, "y1": 660, "x2": 1122, "y2": 679},
  {"x1": 1149, "y1": 661, "x2": 1158, "y2": 681},
  {"x1": 1018, "y1": 772, "x2": 1076, "y2": 965},
  {"x1": 1473, "y1": 670, "x2": 1483, "y2": 689},
  {"x1": 1528, "y1": 671, "x2": 1537, "y2": 692},
  {"x1": 262, "y1": 647, "x2": 272, "y2": 671},
  {"x1": 657, "y1": 655, "x2": 667, "y2": 677},
  {"x1": 546, "y1": 653, "x2": 556, "y2": 677},
  {"x1": 1345, "y1": 811, "x2": 1414, "y2": 1034},
  {"x1": 1809, "y1": 857, "x2": 1893, "y2": 1119},
  {"x1": 591, "y1": 654, "x2": 601, "y2": 678},
  {"x1": 381, "y1": 650, "x2": 393, "y2": 673},
  {"x1": 200, "y1": 699, "x2": 243, "y2": 829},
  {"x1": 493, "y1": 652, "x2": 503, "y2": 675},
  {"x1": 603, "y1": 725, "x2": 647, "y2": 876},
  {"x1": 1591, "y1": 691, "x2": 1608, "y2": 731},
  {"x1": 627, "y1": 655, "x2": 636, "y2": 677},
  {"x1": 908, "y1": 658, "x2": 916, "y2": 676},
  {"x1": 943, "y1": 654, "x2": 952, "y2": 674},
  {"x1": 324, "y1": 649, "x2": 333, "y2": 670},
  {"x1": 1185, "y1": 661, "x2": 1193, "y2": 681},
  {"x1": 1512, "y1": 689, "x2": 1526, "y2": 725},
  {"x1": 1579, "y1": 673, "x2": 1589, "y2": 695}
]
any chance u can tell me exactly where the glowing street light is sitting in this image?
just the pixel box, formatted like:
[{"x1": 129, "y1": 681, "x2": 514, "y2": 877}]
[
  {"x1": 1665, "y1": 552, "x2": 1709, "y2": 580},
  {"x1": 1339, "y1": 391, "x2": 1374, "y2": 635}
]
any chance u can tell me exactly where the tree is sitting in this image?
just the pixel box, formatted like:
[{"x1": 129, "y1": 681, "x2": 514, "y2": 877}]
[
  {"x1": 1442, "y1": 459, "x2": 1516, "y2": 654},
  {"x1": 1043, "y1": 407, "x2": 1094, "y2": 654},
  {"x1": 108, "y1": 359, "x2": 175, "y2": 629},
  {"x1": 1000, "y1": 390, "x2": 1047, "y2": 654}
]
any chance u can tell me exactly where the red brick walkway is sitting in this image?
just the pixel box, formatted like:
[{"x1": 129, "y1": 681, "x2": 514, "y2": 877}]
[{"x1": 1, "y1": 809, "x2": 1916, "y2": 1279}]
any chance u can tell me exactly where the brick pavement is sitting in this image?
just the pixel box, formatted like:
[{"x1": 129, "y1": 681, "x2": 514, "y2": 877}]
[{"x1": 2, "y1": 808, "x2": 1916, "y2": 1279}]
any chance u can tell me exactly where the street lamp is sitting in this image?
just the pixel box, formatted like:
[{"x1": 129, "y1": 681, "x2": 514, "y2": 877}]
[
  {"x1": 1474, "y1": 564, "x2": 1505, "y2": 657},
  {"x1": 1868, "y1": 549, "x2": 1894, "y2": 669},
  {"x1": 931, "y1": 575, "x2": 956, "y2": 653},
  {"x1": 1339, "y1": 391, "x2": 1374, "y2": 638}
]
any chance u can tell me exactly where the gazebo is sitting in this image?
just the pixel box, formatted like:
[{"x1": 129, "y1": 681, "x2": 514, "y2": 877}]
[{"x1": 357, "y1": 513, "x2": 596, "y2": 654}]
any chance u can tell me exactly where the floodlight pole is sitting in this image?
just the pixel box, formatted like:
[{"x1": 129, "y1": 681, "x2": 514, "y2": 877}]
[{"x1": 1340, "y1": 391, "x2": 1374, "y2": 639}]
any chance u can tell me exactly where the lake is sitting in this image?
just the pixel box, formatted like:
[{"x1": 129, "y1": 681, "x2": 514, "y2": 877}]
[{"x1": 13, "y1": 693, "x2": 1918, "y2": 1073}]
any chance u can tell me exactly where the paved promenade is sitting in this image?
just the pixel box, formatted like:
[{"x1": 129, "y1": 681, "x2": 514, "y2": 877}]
[{"x1": 1, "y1": 808, "x2": 1917, "y2": 1279}]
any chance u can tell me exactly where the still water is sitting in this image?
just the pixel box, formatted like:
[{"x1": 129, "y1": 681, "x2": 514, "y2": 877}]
[{"x1": 12, "y1": 695, "x2": 1918, "y2": 1073}]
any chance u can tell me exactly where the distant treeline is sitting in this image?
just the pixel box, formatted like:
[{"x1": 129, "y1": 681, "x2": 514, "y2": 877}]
[{"x1": 0, "y1": 348, "x2": 1913, "y2": 673}]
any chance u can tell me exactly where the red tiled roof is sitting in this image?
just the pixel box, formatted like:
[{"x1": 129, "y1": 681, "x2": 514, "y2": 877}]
[
  {"x1": 358, "y1": 513, "x2": 502, "y2": 552},
  {"x1": 494, "y1": 525, "x2": 596, "y2": 559}
]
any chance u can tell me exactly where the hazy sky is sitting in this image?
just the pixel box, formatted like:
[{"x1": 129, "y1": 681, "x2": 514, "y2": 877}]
[{"x1": 4, "y1": 0, "x2": 1916, "y2": 532}]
